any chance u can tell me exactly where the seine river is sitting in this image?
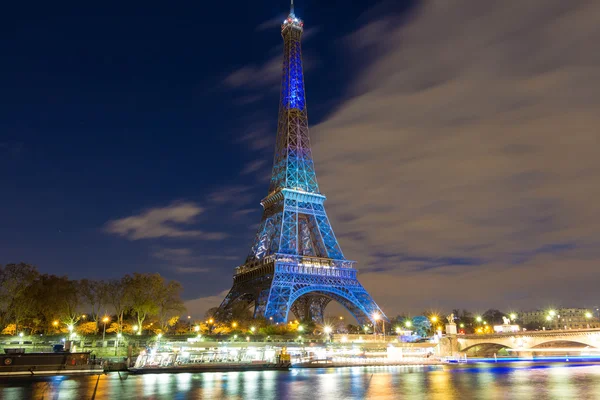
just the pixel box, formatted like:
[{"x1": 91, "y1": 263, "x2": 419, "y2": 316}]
[{"x1": 2, "y1": 364, "x2": 600, "y2": 399}]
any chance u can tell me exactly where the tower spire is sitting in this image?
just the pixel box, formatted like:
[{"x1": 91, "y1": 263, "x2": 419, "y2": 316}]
[{"x1": 290, "y1": 0, "x2": 294, "y2": 15}]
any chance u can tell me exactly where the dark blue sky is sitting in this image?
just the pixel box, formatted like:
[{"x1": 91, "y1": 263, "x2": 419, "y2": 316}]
[{"x1": 1, "y1": 1, "x2": 416, "y2": 301}]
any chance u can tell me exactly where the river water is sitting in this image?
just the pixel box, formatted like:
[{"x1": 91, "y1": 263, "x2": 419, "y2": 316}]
[{"x1": 2, "y1": 364, "x2": 600, "y2": 399}]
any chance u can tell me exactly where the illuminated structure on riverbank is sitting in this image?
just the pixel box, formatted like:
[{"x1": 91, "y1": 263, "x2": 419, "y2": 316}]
[{"x1": 217, "y1": 1, "x2": 386, "y2": 325}]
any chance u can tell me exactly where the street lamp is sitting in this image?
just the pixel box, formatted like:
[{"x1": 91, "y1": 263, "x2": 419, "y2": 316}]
[
  {"x1": 298, "y1": 325, "x2": 304, "y2": 332},
  {"x1": 509, "y1": 313, "x2": 517, "y2": 321},
  {"x1": 476, "y1": 316, "x2": 482, "y2": 323},
  {"x1": 395, "y1": 327, "x2": 401, "y2": 334},
  {"x1": 250, "y1": 326, "x2": 256, "y2": 333},
  {"x1": 102, "y1": 317, "x2": 109, "y2": 341},
  {"x1": 232, "y1": 322, "x2": 238, "y2": 329},
  {"x1": 430, "y1": 316, "x2": 438, "y2": 323},
  {"x1": 115, "y1": 333, "x2": 122, "y2": 356},
  {"x1": 549, "y1": 310, "x2": 556, "y2": 317},
  {"x1": 194, "y1": 325, "x2": 200, "y2": 332},
  {"x1": 405, "y1": 320, "x2": 412, "y2": 328}
]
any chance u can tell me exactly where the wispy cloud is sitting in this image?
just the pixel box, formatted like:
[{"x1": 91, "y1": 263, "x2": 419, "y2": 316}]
[
  {"x1": 104, "y1": 202, "x2": 227, "y2": 240},
  {"x1": 174, "y1": 266, "x2": 209, "y2": 274},
  {"x1": 311, "y1": 0, "x2": 600, "y2": 311},
  {"x1": 207, "y1": 186, "x2": 253, "y2": 206},
  {"x1": 241, "y1": 159, "x2": 267, "y2": 175},
  {"x1": 185, "y1": 290, "x2": 230, "y2": 318},
  {"x1": 224, "y1": 57, "x2": 282, "y2": 89},
  {"x1": 237, "y1": 126, "x2": 273, "y2": 151},
  {"x1": 256, "y1": 14, "x2": 287, "y2": 31}
]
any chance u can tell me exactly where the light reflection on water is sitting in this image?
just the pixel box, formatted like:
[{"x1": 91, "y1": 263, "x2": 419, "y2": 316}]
[{"x1": 3, "y1": 365, "x2": 600, "y2": 399}]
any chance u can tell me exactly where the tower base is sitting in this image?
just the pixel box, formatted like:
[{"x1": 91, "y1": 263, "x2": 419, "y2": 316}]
[{"x1": 217, "y1": 256, "x2": 386, "y2": 325}]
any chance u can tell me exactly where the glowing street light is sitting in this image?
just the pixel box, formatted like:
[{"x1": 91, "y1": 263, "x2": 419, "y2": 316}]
[
  {"x1": 232, "y1": 322, "x2": 238, "y2": 328},
  {"x1": 208, "y1": 318, "x2": 214, "y2": 324},
  {"x1": 585, "y1": 312, "x2": 593, "y2": 319},
  {"x1": 476, "y1": 316, "x2": 482, "y2": 323},
  {"x1": 546, "y1": 315, "x2": 552, "y2": 321},
  {"x1": 298, "y1": 325, "x2": 304, "y2": 332},
  {"x1": 102, "y1": 317, "x2": 110, "y2": 342},
  {"x1": 430, "y1": 316, "x2": 438, "y2": 323},
  {"x1": 194, "y1": 325, "x2": 200, "y2": 332},
  {"x1": 510, "y1": 313, "x2": 517, "y2": 320},
  {"x1": 549, "y1": 310, "x2": 556, "y2": 317},
  {"x1": 52, "y1": 320, "x2": 59, "y2": 328},
  {"x1": 250, "y1": 326, "x2": 256, "y2": 333},
  {"x1": 405, "y1": 320, "x2": 412, "y2": 328},
  {"x1": 395, "y1": 327, "x2": 401, "y2": 334},
  {"x1": 18, "y1": 332, "x2": 24, "y2": 338}
]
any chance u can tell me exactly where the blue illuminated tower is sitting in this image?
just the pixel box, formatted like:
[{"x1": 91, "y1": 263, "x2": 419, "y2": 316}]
[{"x1": 217, "y1": 2, "x2": 386, "y2": 325}]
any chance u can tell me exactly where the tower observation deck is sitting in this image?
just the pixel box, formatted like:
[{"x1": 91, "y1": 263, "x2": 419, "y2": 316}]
[{"x1": 216, "y1": 1, "x2": 387, "y2": 325}]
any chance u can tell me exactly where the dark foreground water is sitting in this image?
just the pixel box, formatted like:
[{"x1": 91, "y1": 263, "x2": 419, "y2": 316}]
[{"x1": 2, "y1": 364, "x2": 600, "y2": 400}]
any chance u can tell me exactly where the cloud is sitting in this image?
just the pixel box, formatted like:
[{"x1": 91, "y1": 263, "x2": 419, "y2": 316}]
[
  {"x1": 241, "y1": 159, "x2": 268, "y2": 175},
  {"x1": 256, "y1": 14, "x2": 287, "y2": 31},
  {"x1": 224, "y1": 57, "x2": 282, "y2": 89},
  {"x1": 224, "y1": 53, "x2": 318, "y2": 91},
  {"x1": 104, "y1": 202, "x2": 227, "y2": 240},
  {"x1": 185, "y1": 290, "x2": 230, "y2": 318},
  {"x1": 174, "y1": 266, "x2": 209, "y2": 274},
  {"x1": 311, "y1": 0, "x2": 600, "y2": 312},
  {"x1": 207, "y1": 186, "x2": 254, "y2": 206},
  {"x1": 152, "y1": 247, "x2": 239, "y2": 263},
  {"x1": 237, "y1": 126, "x2": 273, "y2": 151}
]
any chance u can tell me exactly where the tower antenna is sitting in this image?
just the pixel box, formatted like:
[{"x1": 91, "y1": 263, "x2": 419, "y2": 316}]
[{"x1": 291, "y1": 0, "x2": 294, "y2": 15}]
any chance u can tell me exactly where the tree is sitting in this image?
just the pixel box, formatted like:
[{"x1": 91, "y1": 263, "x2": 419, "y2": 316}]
[
  {"x1": 482, "y1": 309, "x2": 507, "y2": 325},
  {"x1": 107, "y1": 277, "x2": 130, "y2": 333},
  {"x1": 28, "y1": 274, "x2": 82, "y2": 331},
  {"x1": 0, "y1": 263, "x2": 40, "y2": 334},
  {"x1": 79, "y1": 279, "x2": 108, "y2": 333},
  {"x1": 156, "y1": 281, "x2": 186, "y2": 333},
  {"x1": 127, "y1": 273, "x2": 162, "y2": 334}
]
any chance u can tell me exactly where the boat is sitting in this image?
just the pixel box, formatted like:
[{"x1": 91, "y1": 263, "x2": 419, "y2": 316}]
[
  {"x1": 129, "y1": 361, "x2": 291, "y2": 374},
  {"x1": 0, "y1": 348, "x2": 104, "y2": 377}
]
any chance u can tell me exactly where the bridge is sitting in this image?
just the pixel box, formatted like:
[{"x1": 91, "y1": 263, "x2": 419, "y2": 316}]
[{"x1": 440, "y1": 328, "x2": 600, "y2": 357}]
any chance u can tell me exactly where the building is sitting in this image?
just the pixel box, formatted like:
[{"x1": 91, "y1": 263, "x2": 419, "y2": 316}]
[{"x1": 519, "y1": 308, "x2": 599, "y2": 330}]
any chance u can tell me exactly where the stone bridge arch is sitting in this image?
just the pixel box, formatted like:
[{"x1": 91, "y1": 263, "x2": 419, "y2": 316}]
[{"x1": 456, "y1": 331, "x2": 600, "y2": 356}]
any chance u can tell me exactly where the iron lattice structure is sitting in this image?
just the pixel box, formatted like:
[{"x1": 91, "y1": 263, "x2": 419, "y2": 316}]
[{"x1": 217, "y1": 4, "x2": 387, "y2": 325}]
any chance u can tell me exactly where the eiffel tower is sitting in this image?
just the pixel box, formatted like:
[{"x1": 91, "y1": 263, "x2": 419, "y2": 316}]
[{"x1": 217, "y1": 1, "x2": 386, "y2": 325}]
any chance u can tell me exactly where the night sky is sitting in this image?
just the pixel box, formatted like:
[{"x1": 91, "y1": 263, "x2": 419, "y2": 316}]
[{"x1": 2, "y1": 0, "x2": 599, "y2": 319}]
